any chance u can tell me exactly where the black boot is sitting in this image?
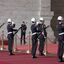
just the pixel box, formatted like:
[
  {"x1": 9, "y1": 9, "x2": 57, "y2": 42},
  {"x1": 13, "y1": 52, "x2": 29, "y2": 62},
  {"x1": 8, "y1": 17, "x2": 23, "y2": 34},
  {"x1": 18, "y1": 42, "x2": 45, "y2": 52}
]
[
  {"x1": 9, "y1": 52, "x2": 15, "y2": 55},
  {"x1": 39, "y1": 52, "x2": 45, "y2": 56},
  {"x1": 32, "y1": 56, "x2": 37, "y2": 58},
  {"x1": 58, "y1": 58, "x2": 64, "y2": 62}
]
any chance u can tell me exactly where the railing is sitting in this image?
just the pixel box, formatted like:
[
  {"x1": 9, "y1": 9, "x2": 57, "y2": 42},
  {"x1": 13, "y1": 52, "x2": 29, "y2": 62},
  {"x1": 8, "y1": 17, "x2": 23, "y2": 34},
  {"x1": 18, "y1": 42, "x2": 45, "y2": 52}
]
[
  {"x1": 0, "y1": 30, "x2": 4, "y2": 50},
  {"x1": 0, "y1": 31, "x2": 32, "y2": 54},
  {"x1": 0, "y1": 30, "x2": 61, "y2": 57}
]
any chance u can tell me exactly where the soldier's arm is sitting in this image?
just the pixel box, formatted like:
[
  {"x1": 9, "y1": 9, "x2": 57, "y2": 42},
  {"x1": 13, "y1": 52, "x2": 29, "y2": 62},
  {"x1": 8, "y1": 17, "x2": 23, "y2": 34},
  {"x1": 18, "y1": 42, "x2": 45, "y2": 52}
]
[
  {"x1": 44, "y1": 24, "x2": 49, "y2": 29},
  {"x1": 13, "y1": 28, "x2": 17, "y2": 31},
  {"x1": 25, "y1": 25, "x2": 27, "y2": 30}
]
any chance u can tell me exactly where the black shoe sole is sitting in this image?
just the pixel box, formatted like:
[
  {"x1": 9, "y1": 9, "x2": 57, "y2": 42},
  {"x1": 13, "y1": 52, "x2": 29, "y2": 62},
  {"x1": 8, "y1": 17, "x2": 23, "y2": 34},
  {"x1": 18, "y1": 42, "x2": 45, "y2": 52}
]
[{"x1": 32, "y1": 56, "x2": 37, "y2": 58}]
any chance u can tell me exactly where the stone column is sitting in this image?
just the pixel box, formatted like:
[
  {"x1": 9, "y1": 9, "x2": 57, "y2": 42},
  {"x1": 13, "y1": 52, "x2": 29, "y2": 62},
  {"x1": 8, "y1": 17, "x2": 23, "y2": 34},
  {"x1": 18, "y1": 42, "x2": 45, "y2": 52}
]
[{"x1": 40, "y1": 0, "x2": 54, "y2": 41}]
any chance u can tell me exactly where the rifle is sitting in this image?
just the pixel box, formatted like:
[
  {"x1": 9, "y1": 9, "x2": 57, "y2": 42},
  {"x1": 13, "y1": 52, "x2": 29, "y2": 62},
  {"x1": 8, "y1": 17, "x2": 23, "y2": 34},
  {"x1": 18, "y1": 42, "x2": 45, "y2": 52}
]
[
  {"x1": 44, "y1": 25, "x2": 50, "y2": 29},
  {"x1": 0, "y1": 22, "x2": 6, "y2": 28},
  {"x1": 13, "y1": 27, "x2": 21, "y2": 36}
]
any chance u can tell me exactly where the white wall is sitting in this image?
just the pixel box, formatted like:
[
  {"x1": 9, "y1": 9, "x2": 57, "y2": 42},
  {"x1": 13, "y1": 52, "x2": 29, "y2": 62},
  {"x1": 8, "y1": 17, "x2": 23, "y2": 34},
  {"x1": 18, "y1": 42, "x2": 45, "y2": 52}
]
[
  {"x1": 0, "y1": 0, "x2": 40, "y2": 37},
  {"x1": 0, "y1": 0, "x2": 54, "y2": 41}
]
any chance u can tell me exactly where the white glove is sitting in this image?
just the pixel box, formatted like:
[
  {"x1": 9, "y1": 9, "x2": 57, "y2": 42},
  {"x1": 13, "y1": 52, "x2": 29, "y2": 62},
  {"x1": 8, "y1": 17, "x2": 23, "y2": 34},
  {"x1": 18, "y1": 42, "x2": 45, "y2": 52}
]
[
  {"x1": 44, "y1": 36, "x2": 46, "y2": 39},
  {"x1": 42, "y1": 32, "x2": 44, "y2": 35}
]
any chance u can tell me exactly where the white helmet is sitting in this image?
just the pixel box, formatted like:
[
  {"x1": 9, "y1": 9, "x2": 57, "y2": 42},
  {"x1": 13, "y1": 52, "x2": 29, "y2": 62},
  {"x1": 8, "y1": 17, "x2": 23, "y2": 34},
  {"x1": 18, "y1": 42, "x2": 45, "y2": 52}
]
[
  {"x1": 57, "y1": 16, "x2": 63, "y2": 20},
  {"x1": 39, "y1": 17, "x2": 44, "y2": 21},
  {"x1": 31, "y1": 18, "x2": 36, "y2": 22},
  {"x1": 12, "y1": 21, "x2": 15, "y2": 25},
  {"x1": 36, "y1": 21, "x2": 41, "y2": 25},
  {"x1": 7, "y1": 18, "x2": 12, "y2": 23}
]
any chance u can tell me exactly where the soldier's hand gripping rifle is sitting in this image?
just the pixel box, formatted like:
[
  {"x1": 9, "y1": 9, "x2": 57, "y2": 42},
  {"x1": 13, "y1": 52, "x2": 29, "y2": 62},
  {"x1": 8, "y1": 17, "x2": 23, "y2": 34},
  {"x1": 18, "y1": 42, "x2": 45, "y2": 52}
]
[{"x1": 13, "y1": 27, "x2": 21, "y2": 36}]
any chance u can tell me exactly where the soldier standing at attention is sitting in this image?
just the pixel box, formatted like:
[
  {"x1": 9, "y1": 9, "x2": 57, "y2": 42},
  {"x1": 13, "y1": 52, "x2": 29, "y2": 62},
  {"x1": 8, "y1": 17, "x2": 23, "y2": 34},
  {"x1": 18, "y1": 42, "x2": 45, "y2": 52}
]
[{"x1": 20, "y1": 21, "x2": 27, "y2": 45}]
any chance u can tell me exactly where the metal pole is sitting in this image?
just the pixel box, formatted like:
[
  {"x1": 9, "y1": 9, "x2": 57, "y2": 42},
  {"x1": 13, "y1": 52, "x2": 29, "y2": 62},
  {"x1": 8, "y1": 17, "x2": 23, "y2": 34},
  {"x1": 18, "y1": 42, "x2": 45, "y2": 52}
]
[
  {"x1": 44, "y1": 37, "x2": 48, "y2": 56},
  {"x1": 0, "y1": 30, "x2": 4, "y2": 50},
  {"x1": 26, "y1": 31, "x2": 31, "y2": 54},
  {"x1": 14, "y1": 34, "x2": 17, "y2": 52}
]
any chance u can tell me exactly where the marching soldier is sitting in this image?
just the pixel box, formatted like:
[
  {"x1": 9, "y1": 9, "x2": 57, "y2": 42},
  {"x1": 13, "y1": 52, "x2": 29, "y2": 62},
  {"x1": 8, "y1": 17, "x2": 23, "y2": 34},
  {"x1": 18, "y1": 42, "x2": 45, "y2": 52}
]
[
  {"x1": 7, "y1": 18, "x2": 17, "y2": 55},
  {"x1": 56, "y1": 16, "x2": 64, "y2": 62},
  {"x1": 20, "y1": 21, "x2": 27, "y2": 44},
  {"x1": 39, "y1": 17, "x2": 50, "y2": 55},
  {"x1": 57, "y1": 16, "x2": 64, "y2": 62},
  {"x1": 39, "y1": 17, "x2": 48, "y2": 38},
  {"x1": 31, "y1": 18, "x2": 38, "y2": 58},
  {"x1": 36, "y1": 17, "x2": 45, "y2": 56}
]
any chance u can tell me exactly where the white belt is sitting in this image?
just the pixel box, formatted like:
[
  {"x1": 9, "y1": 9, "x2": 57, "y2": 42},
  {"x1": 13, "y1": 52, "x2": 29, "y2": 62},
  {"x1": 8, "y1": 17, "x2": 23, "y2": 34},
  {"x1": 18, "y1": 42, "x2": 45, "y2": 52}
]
[
  {"x1": 59, "y1": 32, "x2": 64, "y2": 35},
  {"x1": 8, "y1": 32, "x2": 12, "y2": 34},
  {"x1": 32, "y1": 32, "x2": 36, "y2": 35}
]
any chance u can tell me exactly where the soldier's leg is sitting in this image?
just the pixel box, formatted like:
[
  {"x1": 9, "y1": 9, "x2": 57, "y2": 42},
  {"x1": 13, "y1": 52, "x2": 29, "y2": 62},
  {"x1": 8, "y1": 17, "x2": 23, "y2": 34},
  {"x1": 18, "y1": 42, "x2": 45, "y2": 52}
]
[
  {"x1": 8, "y1": 38, "x2": 13, "y2": 54},
  {"x1": 39, "y1": 35, "x2": 45, "y2": 55},
  {"x1": 58, "y1": 40, "x2": 63, "y2": 61},
  {"x1": 31, "y1": 35, "x2": 37, "y2": 58},
  {"x1": 60, "y1": 41, "x2": 64, "y2": 60},
  {"x1": 21, "y1": 33, "x2": 23, "y2": 44},
  {"x1": 8, "y1": 38, "x2": 10, "y2": 52},
  {"x1": 23, "y1": 33, "x2": 26, "y2": 44}
]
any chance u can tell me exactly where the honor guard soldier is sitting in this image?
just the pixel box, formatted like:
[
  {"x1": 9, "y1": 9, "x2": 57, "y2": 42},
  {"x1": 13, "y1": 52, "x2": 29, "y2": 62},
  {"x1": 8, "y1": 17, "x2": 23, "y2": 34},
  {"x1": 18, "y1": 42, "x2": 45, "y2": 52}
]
[
  {"x1": 39, "y1": 17, "x2": 48, "y2": 38},
  {"x1": 36, "y1": 18, "x2": 45, "y2": 56},
  {"x1": 7, "y1": 18, "x2": 17, "y2": 55},
  {"x1": 20, "y1": 21, "x2": 27, "y2": 44},
  {"x1": 31, "y1": 18, "x2": 38, "y2": 58},
  {"x1": 56, "y1": 16, "x2": 64, "y2": 62}
]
